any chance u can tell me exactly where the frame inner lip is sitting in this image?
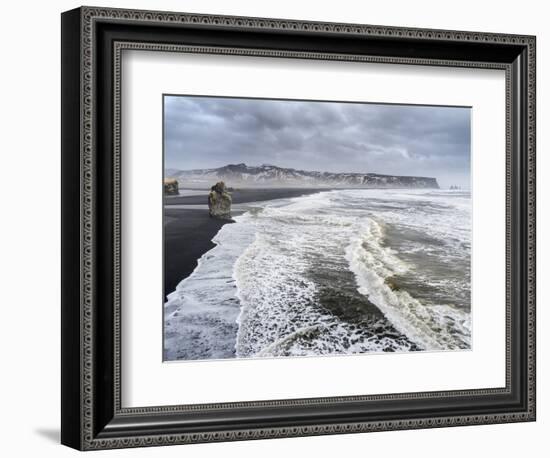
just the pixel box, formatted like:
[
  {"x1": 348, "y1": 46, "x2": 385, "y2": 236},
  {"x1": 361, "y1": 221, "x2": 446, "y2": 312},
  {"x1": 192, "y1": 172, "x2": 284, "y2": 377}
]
[{"x1": 111, "y1": 40, "x2": 512, "y2": 414}]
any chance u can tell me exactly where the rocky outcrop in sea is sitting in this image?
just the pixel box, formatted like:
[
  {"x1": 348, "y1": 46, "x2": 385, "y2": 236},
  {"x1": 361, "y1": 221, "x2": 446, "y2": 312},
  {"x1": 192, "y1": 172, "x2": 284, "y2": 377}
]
[{"x1": 208, "y1": 181, "x2": 232, "y2": 218}]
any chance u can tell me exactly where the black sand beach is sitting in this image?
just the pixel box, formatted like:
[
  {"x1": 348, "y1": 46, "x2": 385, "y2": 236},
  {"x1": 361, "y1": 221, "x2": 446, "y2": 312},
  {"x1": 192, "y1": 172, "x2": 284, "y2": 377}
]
[{"x1": 164, "y1": 188, "x2": 324, "y2": 300}]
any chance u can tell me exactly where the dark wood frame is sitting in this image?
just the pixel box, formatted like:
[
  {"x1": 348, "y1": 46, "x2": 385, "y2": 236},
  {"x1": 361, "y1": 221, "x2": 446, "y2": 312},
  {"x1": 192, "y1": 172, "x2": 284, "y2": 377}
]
[{"x1": 61, "y1": 6, "x2": 536, "y2": 450}]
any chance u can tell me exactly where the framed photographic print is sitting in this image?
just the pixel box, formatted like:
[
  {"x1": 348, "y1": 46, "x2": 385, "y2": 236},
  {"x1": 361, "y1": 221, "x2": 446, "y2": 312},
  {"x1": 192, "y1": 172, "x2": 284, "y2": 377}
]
[{"x1": 61, "y1": 6, "x2": 536, "y2": 450}]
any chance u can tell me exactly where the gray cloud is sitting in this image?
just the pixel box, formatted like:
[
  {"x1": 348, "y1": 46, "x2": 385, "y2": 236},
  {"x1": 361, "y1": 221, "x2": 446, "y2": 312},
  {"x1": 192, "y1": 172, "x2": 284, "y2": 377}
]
[{"x1": 164, "y1": 95, "x2": 471, "y2": 188}]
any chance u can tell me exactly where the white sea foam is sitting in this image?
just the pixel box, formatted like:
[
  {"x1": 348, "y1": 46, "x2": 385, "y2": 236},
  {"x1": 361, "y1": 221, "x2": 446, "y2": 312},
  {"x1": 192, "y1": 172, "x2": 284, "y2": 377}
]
[
  {"x1": 163, "y1": 220, "x2": 256, "y2": 360},
  {"x1": 233, "y1": 230, "x2": 416, "y2": 357}
]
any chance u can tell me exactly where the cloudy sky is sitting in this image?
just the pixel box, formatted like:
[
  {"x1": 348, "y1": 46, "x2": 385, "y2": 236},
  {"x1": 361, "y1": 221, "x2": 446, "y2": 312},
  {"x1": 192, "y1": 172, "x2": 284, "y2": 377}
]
[{"x1": 164, "y1": 95, "x2": 471, "y2": 188}]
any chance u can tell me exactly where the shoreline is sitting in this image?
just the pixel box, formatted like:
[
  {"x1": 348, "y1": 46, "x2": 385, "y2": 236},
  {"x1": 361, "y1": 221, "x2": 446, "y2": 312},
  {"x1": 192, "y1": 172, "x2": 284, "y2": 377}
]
[{"x1": 164, "y1": 187, "x2": 324, "y2": 300}]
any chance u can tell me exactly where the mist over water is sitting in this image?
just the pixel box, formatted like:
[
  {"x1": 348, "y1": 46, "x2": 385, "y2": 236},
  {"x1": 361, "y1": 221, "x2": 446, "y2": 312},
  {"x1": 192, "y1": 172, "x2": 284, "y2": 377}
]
[{"x1": 164, "y1": 189, "x2": 471, "y2": 361}]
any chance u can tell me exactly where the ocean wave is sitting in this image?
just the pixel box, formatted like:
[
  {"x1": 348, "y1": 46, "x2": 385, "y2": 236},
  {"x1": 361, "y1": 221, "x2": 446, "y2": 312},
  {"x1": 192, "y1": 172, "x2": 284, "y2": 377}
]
[
  {"x1": 345, "y1": 219, "x2": 471, "y2": 350},
  {"x1": 233, "y1": 205, "x2": 420, "y2": 357}
]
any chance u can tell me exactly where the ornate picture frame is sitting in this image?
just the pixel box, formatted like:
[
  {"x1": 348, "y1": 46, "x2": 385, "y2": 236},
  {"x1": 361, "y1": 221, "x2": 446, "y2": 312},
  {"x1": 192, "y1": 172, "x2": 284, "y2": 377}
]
[{"x1": 61, "y1": 6, "x2": 536, "y2": 450}]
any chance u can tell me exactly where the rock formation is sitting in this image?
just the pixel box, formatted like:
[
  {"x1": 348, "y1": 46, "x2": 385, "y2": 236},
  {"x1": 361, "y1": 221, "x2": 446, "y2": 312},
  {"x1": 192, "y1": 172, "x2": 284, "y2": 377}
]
[
  {"x1": 164, "y1": 178, "x2": 179, "y2": 195},
  {"x1": 208, "y1": 181, "x2": 232, "y2": 218}
]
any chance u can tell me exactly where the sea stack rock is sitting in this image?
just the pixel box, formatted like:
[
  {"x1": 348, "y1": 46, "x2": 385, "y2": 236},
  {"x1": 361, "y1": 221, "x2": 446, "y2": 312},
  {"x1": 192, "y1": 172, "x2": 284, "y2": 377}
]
[
  {"x1": 208, "y1": 181, "x2": 232, "y2": 218},
  {"x1": 164, "y1": 178, "x2": 179, "y2": 195}
]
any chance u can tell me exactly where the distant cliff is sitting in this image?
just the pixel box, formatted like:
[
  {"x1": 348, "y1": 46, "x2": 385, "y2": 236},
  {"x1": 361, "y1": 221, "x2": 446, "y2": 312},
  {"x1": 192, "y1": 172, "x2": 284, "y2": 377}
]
[{"x1": 167, "y1": 163, "x2": 439, "y2": 189}]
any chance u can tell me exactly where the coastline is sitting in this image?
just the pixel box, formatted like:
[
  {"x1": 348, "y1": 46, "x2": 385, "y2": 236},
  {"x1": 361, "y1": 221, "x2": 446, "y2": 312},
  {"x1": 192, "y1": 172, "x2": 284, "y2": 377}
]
[{"x1": 164, "y1": 187, "x2": 325, "y2": 300}]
